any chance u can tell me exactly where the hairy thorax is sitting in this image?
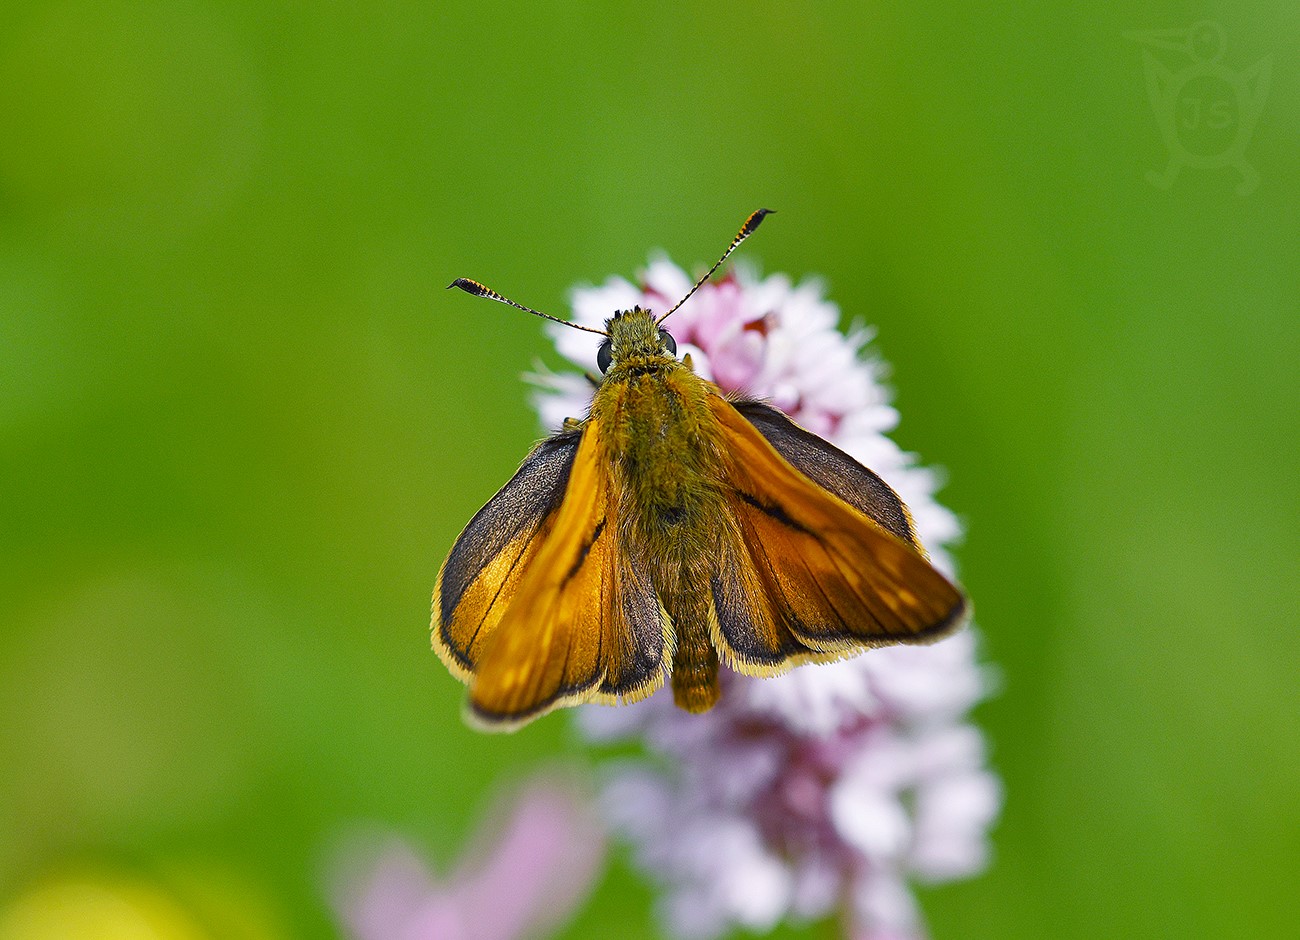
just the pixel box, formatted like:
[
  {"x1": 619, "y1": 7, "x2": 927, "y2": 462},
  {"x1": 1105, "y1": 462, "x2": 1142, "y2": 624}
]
[{"x1": 594, "y1": 359, "x2": 725, "y2": 554}]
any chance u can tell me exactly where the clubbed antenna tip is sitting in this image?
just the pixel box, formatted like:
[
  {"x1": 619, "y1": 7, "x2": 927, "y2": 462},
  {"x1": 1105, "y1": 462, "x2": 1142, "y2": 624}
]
[
  {"x1": 656, "y1": 208, "x2": 775, "y2": 326},
  {"x1": 446, "y1": 276, "x2": 607, "y2": 336}
]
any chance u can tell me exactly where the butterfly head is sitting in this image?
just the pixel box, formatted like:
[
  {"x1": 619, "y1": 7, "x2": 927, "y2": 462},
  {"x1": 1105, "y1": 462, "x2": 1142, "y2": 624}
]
[{"x1": 596, "y1": 306, "x2": 678, "y2": 374}]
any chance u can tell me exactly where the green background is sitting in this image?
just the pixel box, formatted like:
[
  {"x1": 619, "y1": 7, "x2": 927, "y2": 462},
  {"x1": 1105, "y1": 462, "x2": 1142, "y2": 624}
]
[{"x1": 2, "y1": 1, "x2": 1296, "y2": 937}]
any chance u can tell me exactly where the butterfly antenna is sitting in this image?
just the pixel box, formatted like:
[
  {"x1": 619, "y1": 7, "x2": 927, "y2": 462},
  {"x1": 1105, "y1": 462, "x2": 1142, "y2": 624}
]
[
  {"x1": 447, "y1": 278, "x2": 609, "y2": 336},
  {"x1": 656, "y1": 208, "x2": 774, "y2": 326}
]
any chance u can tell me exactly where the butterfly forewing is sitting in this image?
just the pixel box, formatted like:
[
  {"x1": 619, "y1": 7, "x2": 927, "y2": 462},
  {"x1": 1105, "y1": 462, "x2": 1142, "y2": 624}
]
[
  {"x1": 466, "y1": 423, "x2": 666, "y2": 727},
  {"x1": 731, "y1": 399, "x2": 918, "y2": 547},
  {"x1": 433, "y1": 432, "x2": 580, "y2": 679},
  {"x1": 708, "y1": 395, "x2": 967, "y2": 660}
]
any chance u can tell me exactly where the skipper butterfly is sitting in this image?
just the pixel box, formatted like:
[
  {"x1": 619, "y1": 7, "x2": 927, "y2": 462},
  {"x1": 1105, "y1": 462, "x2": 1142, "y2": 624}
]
[{"x1": 434, "y1": 210, "x2": 968, "y2": 730}]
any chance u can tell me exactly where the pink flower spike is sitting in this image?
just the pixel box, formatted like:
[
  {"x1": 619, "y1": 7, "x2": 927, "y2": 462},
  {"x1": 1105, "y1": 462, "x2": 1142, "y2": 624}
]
[
  {"x1": 332, "y1": 775, "x2": 605, "y2": 940},
  {"x1": 536, "y1": 254, "x2": 1000, "y2": 940}
]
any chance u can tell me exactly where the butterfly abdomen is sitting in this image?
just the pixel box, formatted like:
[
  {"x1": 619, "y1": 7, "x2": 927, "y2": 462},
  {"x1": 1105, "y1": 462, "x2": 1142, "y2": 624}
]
[{"x1": 667, "y1": 573, "x2": 721, "y2": 712}]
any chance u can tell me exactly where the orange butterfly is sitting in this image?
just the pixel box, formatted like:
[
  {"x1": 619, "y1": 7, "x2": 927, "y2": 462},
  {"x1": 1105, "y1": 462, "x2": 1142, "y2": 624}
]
[{"x1": 434, "y1": 210, "x2": 968, "y2": 730}]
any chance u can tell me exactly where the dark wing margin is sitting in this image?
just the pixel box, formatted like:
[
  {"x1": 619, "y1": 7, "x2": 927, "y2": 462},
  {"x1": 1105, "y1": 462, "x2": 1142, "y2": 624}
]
[
  {"x1": 731, "y1": 399, "x2": 918, "y2": 548},
  {"x1": 433, "y1": 430, "x2": 580, "y2": 676}
]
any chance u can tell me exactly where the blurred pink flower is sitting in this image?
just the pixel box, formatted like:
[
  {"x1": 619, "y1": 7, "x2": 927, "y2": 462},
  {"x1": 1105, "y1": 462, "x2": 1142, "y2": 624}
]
[
  {"x1": 332, "y1": 777, "x2": 604, "y2": 940},
  {"x1": 533, "y1": 259, "x2": 1000, "y2": 940}
]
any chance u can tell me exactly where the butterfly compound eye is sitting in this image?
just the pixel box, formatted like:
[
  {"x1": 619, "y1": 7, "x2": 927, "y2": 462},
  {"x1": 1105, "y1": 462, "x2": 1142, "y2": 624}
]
[
  {"x1": 596, "y1": 339, "x2": 613, "y2": 373},
  {"x1": 658, "y1": 329, "x2": 677, "y2": 356}
]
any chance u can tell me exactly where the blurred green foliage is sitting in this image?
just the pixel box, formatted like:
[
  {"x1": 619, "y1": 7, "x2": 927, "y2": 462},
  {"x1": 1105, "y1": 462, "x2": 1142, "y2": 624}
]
[{"x1": 1, "y1": 1, "x2": 1296, "y2": 937}]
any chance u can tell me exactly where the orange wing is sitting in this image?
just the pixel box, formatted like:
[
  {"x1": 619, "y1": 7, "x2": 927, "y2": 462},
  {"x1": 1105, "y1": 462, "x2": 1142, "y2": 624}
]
[
  {"x1": 706, "y1": 395, "x2": 967, "y2": 674},
  {"x1": 443, "y1": 422, "x2": 667, "y2": 730},
  {"x1": 433, "y1": 432, "x2": 580, "y2": 682}
]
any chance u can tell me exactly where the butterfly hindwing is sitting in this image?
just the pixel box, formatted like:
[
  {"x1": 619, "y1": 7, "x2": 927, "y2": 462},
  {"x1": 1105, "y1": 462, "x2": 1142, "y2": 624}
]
[
  {"x1": 709, "y1": 548, "x2": 812, "y2": 670},
  {"x1": 596, "y1": 549, "x2": 669, "y2": 702},
  {"x1": 466, "y1": 422, "x2": 666, "y2": 728},
  {"x1": 708, "y1": 394, "x2": 967, "y2": 668}
]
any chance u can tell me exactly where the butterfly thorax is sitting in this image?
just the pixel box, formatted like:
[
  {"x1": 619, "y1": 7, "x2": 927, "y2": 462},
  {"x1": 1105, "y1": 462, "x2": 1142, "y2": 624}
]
[
  {"x1": 593, "y1": 308, "x2": 727, "y2": 539},
  {"x1": 589, "y1": 307, "x2": 731, "y2": 712}
]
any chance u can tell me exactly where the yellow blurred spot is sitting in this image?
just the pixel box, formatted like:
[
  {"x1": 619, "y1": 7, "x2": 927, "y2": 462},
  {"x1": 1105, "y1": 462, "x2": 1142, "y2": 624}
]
[{"x1": 0, "y1": 875, "x2": 207, "y2": 940}]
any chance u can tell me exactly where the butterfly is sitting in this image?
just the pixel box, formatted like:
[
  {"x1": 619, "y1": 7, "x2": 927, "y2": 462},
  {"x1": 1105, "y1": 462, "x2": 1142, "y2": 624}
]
[{"x1": 434, "y1": 210, "x2": 968, "y2": 730}]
